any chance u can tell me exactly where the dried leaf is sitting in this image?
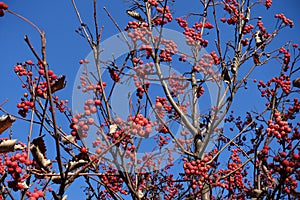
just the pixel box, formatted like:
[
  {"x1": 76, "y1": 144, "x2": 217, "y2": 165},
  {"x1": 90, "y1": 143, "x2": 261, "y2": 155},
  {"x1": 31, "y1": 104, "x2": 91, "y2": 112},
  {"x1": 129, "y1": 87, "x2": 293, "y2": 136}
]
[
  {"x1": 61, "y1": 135, "x2": 76, "y2": 144},
  {"x1": 0, "y1": 115, "x2": 16, "y2": 134},
  {"x1": 0, "y1": 139, "x2": 25, "y2": 153},
  {"x1": 222, "y1": 67, "x2": 231, "y2": 84},
  {"x1": 109, "y1": 124, "x2": 118, "y2": 134},
  {"x1": 36, "y1": 75, "x2": 66, "y2": 99},
  {"x1": 31, "y1": 135, "x2": 51, "y2": 170},
  {"x1": 254, "y1": 30, "x2": 263, "y2": 47},
  {"x1": 293, "y1": 77, "x2": 300, "y2": 88},
  {"x1": 126, "y1": 10, "x2": 143, "y2": 21},
  {"x1": 253, "y1": 53, "x2": 260, "y2": 65},
  {"x1": 67, "y1": 152, "x2": 89, "y2": 171},
  {"x1": 51, "y1": 75, "x2": 66, "y2": 93}
]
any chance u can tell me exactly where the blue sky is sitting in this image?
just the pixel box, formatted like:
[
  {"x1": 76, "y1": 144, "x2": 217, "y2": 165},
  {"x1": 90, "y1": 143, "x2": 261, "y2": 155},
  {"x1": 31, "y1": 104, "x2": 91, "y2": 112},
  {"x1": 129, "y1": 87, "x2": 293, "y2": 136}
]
[{"x1": 0, "y1": 0, "x2": 300, "y2": 199}]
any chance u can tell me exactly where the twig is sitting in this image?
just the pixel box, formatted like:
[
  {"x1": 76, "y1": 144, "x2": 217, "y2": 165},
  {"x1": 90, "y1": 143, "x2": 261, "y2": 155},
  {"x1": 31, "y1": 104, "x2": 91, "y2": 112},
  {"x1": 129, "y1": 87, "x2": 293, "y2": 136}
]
[
  {"x1": 7, "y1": 10, "x2": 42, "y2": 35},
  {"x1": 103, "y1": 7, "x2": 131, "y2": 49}
]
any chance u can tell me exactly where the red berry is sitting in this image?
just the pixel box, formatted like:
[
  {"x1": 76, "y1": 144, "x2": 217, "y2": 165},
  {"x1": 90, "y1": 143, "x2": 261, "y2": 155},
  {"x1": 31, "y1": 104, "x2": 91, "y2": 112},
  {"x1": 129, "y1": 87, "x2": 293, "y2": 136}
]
[
  {"x1": 26, "y1": 60, "x2": 34, "y2": 65},
  {"x1": 47, "y1": 70, "x2": 54, "y2": 76},
  {"x1": 80, "y1": 147, "x2": 87, "y2": 153},
  {"x1": 94, "y1": 99, "x2": 101, "y2": 106},
  {"x1": 0, "y1": 2, "x2": 8, "y2": 10}
]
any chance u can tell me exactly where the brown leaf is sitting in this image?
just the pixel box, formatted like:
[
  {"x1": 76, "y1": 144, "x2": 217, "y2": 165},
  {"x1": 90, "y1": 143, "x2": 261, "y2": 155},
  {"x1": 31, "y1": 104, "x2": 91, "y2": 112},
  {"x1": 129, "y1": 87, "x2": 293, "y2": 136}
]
[
  {"x1": 222, "y1": 67, "x2": 231, "y2": 84},
  {"x1": 293, "y1": 77, "x2": 300, "y2": 88},
  {"x1": 67, "y1": 152, "x2": 89, "y2": 171},
  {"x1": 31, "y1": 135, "x2": 47, "y2": 156},
  {"x1": 0, "y1": 115, "x2": 16, "y2": 134},
  {"x1": 31, "y1": 135, "x2": 51, "y2": 170},
  {"x1": 253, "y1": 53, "x2": 260, "y2": 65},
  {"x1": 51, "y1": 75, "x2": 66, "y2": 93},
  {"x1": 126, "y1": 10, "x2": 143, "y2": 21},
  {"x1": 0, "y1": 139, "x2": 25, "y2": 153}
]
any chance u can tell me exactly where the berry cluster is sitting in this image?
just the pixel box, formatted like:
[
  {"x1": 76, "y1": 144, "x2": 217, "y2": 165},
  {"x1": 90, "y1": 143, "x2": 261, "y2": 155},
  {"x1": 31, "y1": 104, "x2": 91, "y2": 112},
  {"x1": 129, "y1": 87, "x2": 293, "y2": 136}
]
[
  {"x1": 182, "y1": 150, "x2": 218, "y2": 191},
  {"x1": 153, "y1": 6, "x2": 172, "y2": 25},
  {"x1": 270, "y1": 150, "x2": 299, "y2": 193},
  {"x1": 14, "y1": 60, "x2": 65, "y2": 108},
  {"x1": 196, "y1": 86, "x2": 205, "y2": 98},
  {"x1": 128, "y1": 113, "x2": 153, "y2": 137},
  {"x1": 109, "y1": 68, "x2": 120, "y2": 82},
  {"x1": 99, "y1": 165, "x2": 126, "y2": 196},
  {"x1": 26, "y1": 189, "x2": 45, "y2": 200},
  {"x1": 265, "y1": 0, "x2": 272, "y2": 9},
  {"x1": 219, "y1": 148, "x2": 248, "y2": 196},
  {"x1": 0, "y1": 2, "x2": 8, "y2": 17},
  {"x1": 155, "y1": 36, "x2": 178, "y2": 62},
  {"x1": 126, "y1": 25, "x2": 151, "y2": 45},
  {"x1": 153, "y1": 134, "x2": 170, "y2": 146},
  {"x1": 258, "y1": 74, "x2": 291, "y2": 98},
  {"x1": 155, "y1": 96, "x2": 172, "y2": 115},
  {"x1": 14, "y1": 63, "x2": 33, "y2": 77},
  {"x1": 178, "y1": 53, "x2": 187, "y2": 62},
  {"x1": 192, "y1": 22, "x2": 214, "y2": 30},
  {"x1": 140, "y1": 45, "x2": 153, "y2": 59},
  {"x1": 168, "y1": 73, "x2": 188, "y2": 96},
  {"x1": 133, "y1": 62, "x2": 154, "y2": 80},
  {"x1": 5, "y1": 152, "x2": 32, "y2": 191},
  {"x1": 210, "y1": 51, "x2": 220, "y2": 65},
  {"x1": 266, "y1": 112, "x2": 292, "y2": 139},
  {"x1": 193, "y1": 54, "x2": 219, "y2": 81},
  {"x1": 279, "y1": 47, "x2": 291, "y2": 68},
  {"x1": 223, "y1": 1, "x2": 240, "y2": 25},
  {"x1": 242, "y1": 24, "x2": 254, "y2": 34},
  {"x1": 285, "y1": 98, "x2": 300, "y2": 121},
  {"x1": 241, "y1": 38, "x2": 249, "y2": 46},
  {"x1": 124, "y1": 21, "x2": 149, "y2": 31},
  {"x1": 176, "y1": 18, "x2": 209, "y2": 46},
  {"x1": 275, "y1": 13, "x2": 294, "y2": 28},
  {"x1": 161, "y1": 174, "x2": 183, "y2": 199},
  {"x1": 148, "y1": 0, "x2": 158, "y2": 7},
  {"x1": 53, "y1": 96, "x2": 69, "y2": 113},
  {"x1": 70, "y1": 99, "x2": 99, "y2": 139},
  {"x1": 17, "y1": 97, "x2": 35, "y2": 117},
  {"x1": 79, "y1": 72, "x2": 107, "y2": 93},
  {"x1": 134, "y1": 81, "x2": 150, "y2": 99}
]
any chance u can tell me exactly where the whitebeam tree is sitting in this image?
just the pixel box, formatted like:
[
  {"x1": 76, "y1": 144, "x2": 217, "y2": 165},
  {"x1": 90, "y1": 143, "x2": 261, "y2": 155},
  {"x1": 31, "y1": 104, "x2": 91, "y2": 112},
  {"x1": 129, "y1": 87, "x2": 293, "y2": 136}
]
[{"x1": 0, "y1": 0, "x2": 300, "y2": 199}]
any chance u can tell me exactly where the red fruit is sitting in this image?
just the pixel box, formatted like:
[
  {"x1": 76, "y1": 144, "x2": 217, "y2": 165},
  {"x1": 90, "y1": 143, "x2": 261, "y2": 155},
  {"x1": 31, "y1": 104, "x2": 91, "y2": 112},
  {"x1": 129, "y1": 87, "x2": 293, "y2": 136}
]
[
  {"x1": 282, "y1": 159, "x2": 289, "y2": 166},
  {"x1": 292, "y1": 153, "x2": 299, "y2": 160},
  {"x1": 87, "y1": 118, "x2": 94, "y2": 125},
  {"x1": 51, "y1": 74, "x2": 57, "y2": 80},
  {"x1": 36, "y1": 190, "x2": 44, "y2": 197},
  {"x1": 31, "y1": 192, "x2": 39, "y2": 199},
  {"x1": 94, "y1": 99, "x2": 101, "y2": 106},
  {"x1": 0, "y1": 9, "x2": 4, "y2": 17},
  {"x1": 26, "y1": 60, "x2": 34, "y2": 65},
  {"x1": 155, "y1": 102, "x2": 163, "y2": 109},
  {"x1": 220, "y1": 18, "x2": 226, "y2": 23},
  {"x1": 80, "y1": 147, "x2": 87, "y2": 153},
  {"x1": 0, "y1": 2, "x2": 8, "y2": 10},
  {"x1": 47, "y1": 70, "x2": 54, "y2": 76},
  {"x1": 38, "y1": 69, "x2": 45, "y2": 75},
  {"x1": 90, "y1": 106, "x2": 97, "y2": 113},
  {"x1": 192, "y1": 184, "x2": 197, "y2": 189},
  {"x1": 280, "y1": 152, "x2": 287, "y2": 158},
  {"x1": 16, "y1": 167, "x2": 22, "y2": 173},
  {"x1": 84, "y1": 109, "x2": 91, "y2": 116},
  {"x1": 71, "y1": 129, "x2": 77, "y2": 136}
]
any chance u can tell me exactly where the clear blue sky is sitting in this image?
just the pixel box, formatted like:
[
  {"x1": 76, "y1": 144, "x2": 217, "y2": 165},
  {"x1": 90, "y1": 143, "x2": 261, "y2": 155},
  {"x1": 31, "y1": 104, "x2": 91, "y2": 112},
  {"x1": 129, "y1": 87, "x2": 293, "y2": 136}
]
[{"x1": 0, "y1": 0, "x2": 300, "y2": 199}]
